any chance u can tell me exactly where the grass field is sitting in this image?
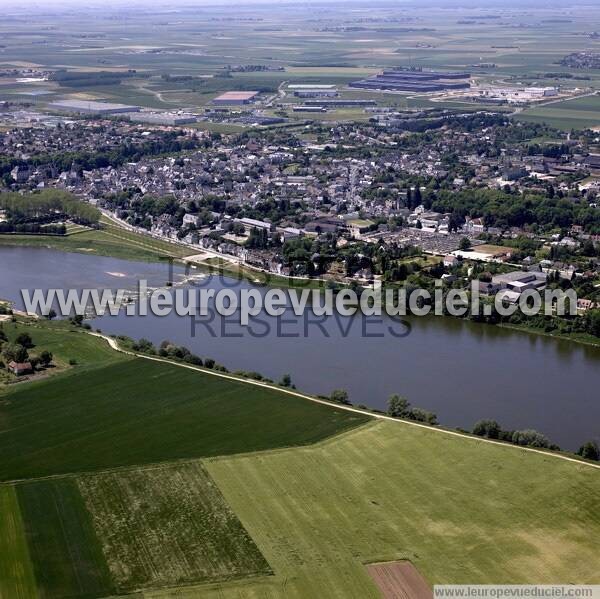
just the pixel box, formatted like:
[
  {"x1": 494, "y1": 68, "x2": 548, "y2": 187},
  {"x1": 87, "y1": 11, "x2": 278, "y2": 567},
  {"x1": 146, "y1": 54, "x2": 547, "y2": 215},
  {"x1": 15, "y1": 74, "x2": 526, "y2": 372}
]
[
  {"x1": 0, "y1": 321, "x2": 599, "y2": 597},
  {"x1": 184, "y1": 421, "x2": 600, "y2": 598},
  {"x1": 0, "y1": 357, "x2": 368, "y2": 481},
  {"x1": 16, "y1": 479, "x2": 114, "y2": 599},
  {"x1": 78, "y1": 463, "x2": 272, "y2": 592},
  {"x1": 516, "y1": 95, "x2": 600, "y2": 131},
  {"x1": 0, "y1": 321, "x2": 126, "y2": 393},
  {"x1": 3, "y1": 421, "x2": 600, "y2": 599},
  {"x1": 0, "y1": 217, "x2": 189, "y2": 263},
  {"x1": 1, "y1": 321, "x2": 124, "y2": 369},
  {"x1": 0, "y1": 486, "x2": 37, "y2": 599}
]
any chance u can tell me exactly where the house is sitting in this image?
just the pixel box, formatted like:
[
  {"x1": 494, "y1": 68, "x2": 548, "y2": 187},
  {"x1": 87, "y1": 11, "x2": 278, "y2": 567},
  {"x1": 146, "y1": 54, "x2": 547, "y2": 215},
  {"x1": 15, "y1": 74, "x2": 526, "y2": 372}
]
[
  {"x1": 577, "y1": 299, "x2": 599, "y2": 312},
  {"x1": 182, "y1": 213, "x2": 201, "y2": 227},
  {"x1": 444, "y1": 255, "x2": 459, "y2": 267},
  {"x1": 8, "y1": 361, "x2": 33, "y2": 376}
]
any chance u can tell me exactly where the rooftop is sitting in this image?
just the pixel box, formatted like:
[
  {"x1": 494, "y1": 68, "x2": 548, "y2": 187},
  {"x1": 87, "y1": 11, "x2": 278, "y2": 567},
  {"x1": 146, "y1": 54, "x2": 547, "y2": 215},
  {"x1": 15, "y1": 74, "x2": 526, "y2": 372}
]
[
  {"x1": 213, "y1": 91, "x2": 259, "y2": 102},
  {"x1": 48, "y1": 100, "x2": 140, "y2": 112}
]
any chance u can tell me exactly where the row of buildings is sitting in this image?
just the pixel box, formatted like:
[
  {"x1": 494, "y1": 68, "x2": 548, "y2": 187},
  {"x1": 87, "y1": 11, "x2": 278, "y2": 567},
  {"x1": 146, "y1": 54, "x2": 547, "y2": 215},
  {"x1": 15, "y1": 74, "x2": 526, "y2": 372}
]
[{"x1": 350, "y1": 68, "x2": 471, "y2": 93}]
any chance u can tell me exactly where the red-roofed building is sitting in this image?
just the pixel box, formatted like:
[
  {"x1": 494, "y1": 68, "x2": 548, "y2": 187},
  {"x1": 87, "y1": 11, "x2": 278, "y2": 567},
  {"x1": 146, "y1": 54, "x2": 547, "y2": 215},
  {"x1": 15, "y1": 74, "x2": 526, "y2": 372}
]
[
  {"x1": 212, "y1": 91, "x2": 259, "y2": 105},
  {"x1": 8, "y1": 361, "x2": 33, "y2": 376}
]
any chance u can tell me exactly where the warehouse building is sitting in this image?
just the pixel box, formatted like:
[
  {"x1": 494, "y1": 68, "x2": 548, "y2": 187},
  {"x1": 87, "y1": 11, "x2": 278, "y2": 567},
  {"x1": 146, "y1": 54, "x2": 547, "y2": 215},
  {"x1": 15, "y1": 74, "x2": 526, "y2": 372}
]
[
  {"x1": 288, "y1": 84, "x2": 337, "y2": 90},
  {"x1": 292, "y1": 105, "x2": 327, "y2": 113},
  {"x1": 124, "y1": 112, "x2": 197, "y2": 125},
  {"x1": 350, "y1": 68, "x2": 470, "y2": 93},
  {"x1": 469, "y1": 86, "x2": 559, "y2": 104},
  {"x1": 212, "y1": 91, "x2": 259, "y2": 105},
  {"x1": 304, "y1": 99, "x2": 376, "y2": 107},
  {"x1": 294, "y1": 90, "x2": 338, "y2": 98},
  {"x1": 48, "y1": 100, "x2": 141, "y2": 114}
]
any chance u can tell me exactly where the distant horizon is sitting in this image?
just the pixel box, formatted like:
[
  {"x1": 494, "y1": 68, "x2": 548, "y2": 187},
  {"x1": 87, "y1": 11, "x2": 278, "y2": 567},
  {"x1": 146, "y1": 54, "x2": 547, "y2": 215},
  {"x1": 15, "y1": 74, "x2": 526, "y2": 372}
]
[{"x1": 0, "y1": 0, "x2": 590, "y2": 8}]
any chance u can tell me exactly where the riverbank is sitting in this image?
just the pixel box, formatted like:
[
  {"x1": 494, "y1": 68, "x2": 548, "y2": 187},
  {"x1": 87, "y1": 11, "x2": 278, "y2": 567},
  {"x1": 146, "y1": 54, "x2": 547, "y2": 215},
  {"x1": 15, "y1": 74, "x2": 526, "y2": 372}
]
[
  {"x1": 1, "y1": 223, "x2": 599, "y2": 349},
  {"x1": 498, "y1": 321, "x2": 600, "y2": 348},
  {"x1": 4, "y1": 315, "x2": 600, "y2": 471}
]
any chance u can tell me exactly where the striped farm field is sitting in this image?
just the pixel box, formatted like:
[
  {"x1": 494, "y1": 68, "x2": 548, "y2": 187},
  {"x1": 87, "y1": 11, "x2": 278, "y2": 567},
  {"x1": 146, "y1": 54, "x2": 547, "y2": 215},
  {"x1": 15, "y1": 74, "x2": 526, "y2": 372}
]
[
  {"x1": 0, "y1": 486, "x2": 37, "y2": 599},
  {"x1": 179, "y1": 421, "x2": 600, "y2": 598},
  {"x1": 77, "y1": 463, "x2": 272, "y2": 592},
  {"x1": 16, "y1": 479, "x2": 114, "y2": 599},
  {"x1": 515, "y1": 95, "x2": 600, "y2": 130},
  {"x1": 1, "y1": 321, "x2": 599, "y2": 598},
  {"x1": 0, "y1": 464, "x2": 272, "y2": 598}
]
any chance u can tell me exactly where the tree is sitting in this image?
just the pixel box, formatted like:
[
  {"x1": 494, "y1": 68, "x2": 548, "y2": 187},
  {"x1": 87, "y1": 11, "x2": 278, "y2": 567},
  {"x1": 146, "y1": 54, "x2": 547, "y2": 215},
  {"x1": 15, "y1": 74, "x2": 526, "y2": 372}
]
[
  {"x1": 0, "y1": 327, "x2": 6, "y2": 343},
  {"x1": 183, "y1": 353, "x2": 203, "y2": 366},
  {"x1": 2, "y1": 343, "x2": 28, "y2": 365},
  {"x1": 414, "y1": 186, "x2": 422, "y2": 207},
  {"x1": 577, "y1": 441, "x2": 600, "y2": 461},
  {"x1": 15, "y1": 332, "x2": 33, "y2": 348},
  {"x1": 387, "y1": 394, "x2": 410, "y2": 418},
  {"x1": 39, "y1": 350, "x2": 53, "y2": 368},
  {"x1": 44, "y1": 308, "x2": 57, "y2": 320},
  {"x1": 407, "y1": 407, "x2": 438, "y2": 425},
  {"x1": 511, "y1": 429, "x2": 550, "y2": 449},
  {"x1": 132, "y1": 338, "x2": 155, "y2": 353},
  {"x1": 279, "y1": 373, "x2": 292, "y2": 387},
  {"x1": 70, "y1": 314, "x2": 84, "y2": 327},
  {"x1": 472, "y1": 419, "x2": 501, "y2": 439},
  {"x1": 459, "y1": 237, "x2": 471, "y2": 251},
  {"x1": 330, "y1": 389, "x2": 350, "y2": 405}
]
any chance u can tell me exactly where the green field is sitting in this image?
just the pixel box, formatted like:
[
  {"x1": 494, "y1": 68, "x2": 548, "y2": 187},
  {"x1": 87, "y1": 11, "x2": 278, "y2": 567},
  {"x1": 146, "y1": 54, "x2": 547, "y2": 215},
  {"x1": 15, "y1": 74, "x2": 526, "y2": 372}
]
[
  {"x1": 0, "y1": 486, "x2": 37, "y2": 599},
  {"x1": 0, "y1": 218, "x2": 189, "y2": 263},
  {"x1": 16, "y1": 479, "x2": 114, "y2": 599},
  {"x1": 78, "y1": 464, "x2": 272, "y2": 592},
  {"x1": 0, "y1": 321, "x2": 126, "y2": 392},
  {"x1": 516, "y1": 95, "x2": 600, "y2": 131},
  {"x1": 0, "y1": 357, "x2": 368, "y2": 481},
  {"x1": 1, "y1": 466, "x2": 272, "y2": 598},
  {"x1": 3, "y1": 422, "x2": 600, "y2": 599},
  {"x1": 0, "y1": 320, "x2": 599, "y2": 597},
  {"x1": 1, "y1": 321, "x2": 123, "y2": 370},
  {"x1": 193, "y1": 421, "x2": 600, "y2": 598}
]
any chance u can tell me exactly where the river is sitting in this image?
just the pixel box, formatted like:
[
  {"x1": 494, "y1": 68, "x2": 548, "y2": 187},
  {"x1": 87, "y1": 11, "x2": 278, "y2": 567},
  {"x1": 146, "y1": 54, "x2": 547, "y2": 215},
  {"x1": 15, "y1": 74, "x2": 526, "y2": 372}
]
[{"x1": 1, "y1": 246, "x2": 598, "y2": 450}]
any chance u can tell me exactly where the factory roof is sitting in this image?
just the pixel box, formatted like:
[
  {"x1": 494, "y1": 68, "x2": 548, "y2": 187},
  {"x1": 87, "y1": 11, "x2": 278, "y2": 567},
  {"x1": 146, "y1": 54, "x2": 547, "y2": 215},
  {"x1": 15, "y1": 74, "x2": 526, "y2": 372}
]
[
  {"x1": 213, "y1": 91, "x2": 259, "y2": 101},
  {"x1": 287, "y1": 84, "x2": 337, "y2": 90},
  {"x1": 48, "y1": 100, "x2": 140, "y2": 112}
]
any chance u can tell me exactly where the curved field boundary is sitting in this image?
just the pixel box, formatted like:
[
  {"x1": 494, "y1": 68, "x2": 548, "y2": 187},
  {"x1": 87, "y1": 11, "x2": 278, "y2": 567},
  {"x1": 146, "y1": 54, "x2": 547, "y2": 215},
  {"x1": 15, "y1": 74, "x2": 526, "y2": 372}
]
[{"x1": 88, "y1": 332, "x2": 600, "y2": 472}]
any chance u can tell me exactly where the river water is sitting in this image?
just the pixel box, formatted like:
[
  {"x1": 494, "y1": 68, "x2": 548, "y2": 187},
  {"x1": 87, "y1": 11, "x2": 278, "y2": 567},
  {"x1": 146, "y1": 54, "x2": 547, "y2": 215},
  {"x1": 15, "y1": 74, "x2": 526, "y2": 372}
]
[{"x1": 1, "y1": 246, "x2": 599, "y2": 450}]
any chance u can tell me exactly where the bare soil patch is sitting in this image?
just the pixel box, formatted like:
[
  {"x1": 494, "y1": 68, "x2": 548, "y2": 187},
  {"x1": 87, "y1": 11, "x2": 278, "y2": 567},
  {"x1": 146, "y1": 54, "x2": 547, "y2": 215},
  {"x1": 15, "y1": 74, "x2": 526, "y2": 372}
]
[{"x1": 366, "y1": 561, "x2": 432, "y2": 599}]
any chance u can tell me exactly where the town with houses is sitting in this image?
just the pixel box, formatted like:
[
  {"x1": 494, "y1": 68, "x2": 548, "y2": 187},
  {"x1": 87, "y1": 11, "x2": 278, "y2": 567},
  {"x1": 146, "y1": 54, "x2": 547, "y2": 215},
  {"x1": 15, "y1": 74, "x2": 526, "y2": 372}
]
[{"x1": 1, "y1": 97, "x2": 600, "y2": 322}]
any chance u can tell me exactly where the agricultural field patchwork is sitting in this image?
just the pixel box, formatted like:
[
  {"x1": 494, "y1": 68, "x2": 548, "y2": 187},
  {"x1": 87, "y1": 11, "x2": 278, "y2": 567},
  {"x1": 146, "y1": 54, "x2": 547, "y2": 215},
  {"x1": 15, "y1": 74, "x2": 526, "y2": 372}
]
[
  {"x1": 0, "y1": 357, "x2": 369, "y2": 481},
  {"x1": 0, "y1": 321, "x2": 599, "y2": 598},
  {"x1": 195, "y1": 421, "x2": 600, "y2": 598},
  {"x1": 0, "y1": 464, "x2": 272, "y2": 598},
  {"x1": 77, "y1": 463, "x2": 272, "y2": 592},
  {"x1": 516, "y1": 95, "x2": 600, "y2": 131},
  {"x1": 16, "y1": 479, "x2": 114, "y2": 599}
]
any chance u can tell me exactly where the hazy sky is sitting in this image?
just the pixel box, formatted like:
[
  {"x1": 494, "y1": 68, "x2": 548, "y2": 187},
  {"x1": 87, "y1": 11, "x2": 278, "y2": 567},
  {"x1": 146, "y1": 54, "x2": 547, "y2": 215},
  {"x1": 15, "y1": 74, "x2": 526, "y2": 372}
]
[{"x1": 0, "y1": 0, "x2": 563, "y2": 5}]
